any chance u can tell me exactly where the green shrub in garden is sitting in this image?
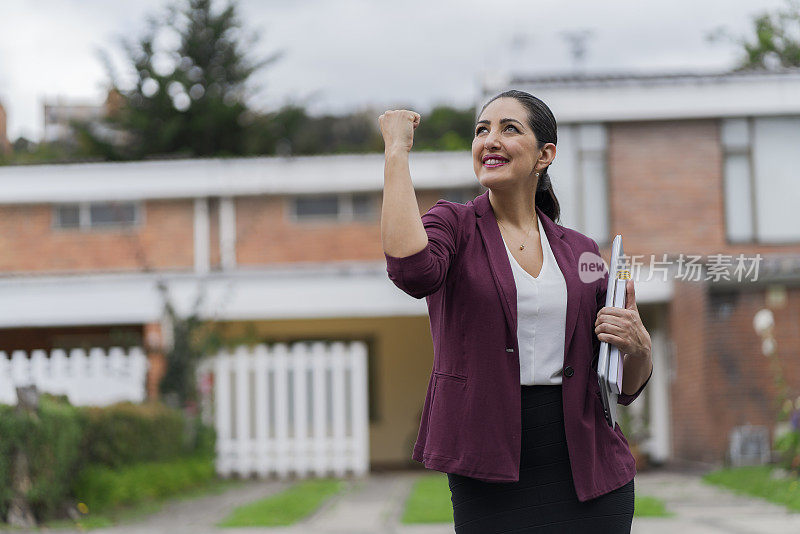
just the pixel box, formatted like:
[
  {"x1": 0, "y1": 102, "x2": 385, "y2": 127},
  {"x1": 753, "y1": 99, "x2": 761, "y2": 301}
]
[
  {"x1": 774, "y1": 398, "x2": 800, "y2": 474},
  {"x1": 0, "y1": 395, "x2": 215, "y2": 524},
  {"x1": 81, "y1": 401, "x2": 188, "y2": 468},
  {"x1": 775, "y1": 426, "x2": 800, "y2": 473},
  {"x1": 0, "y1": 395, "x2": 84, "y2": 521}
]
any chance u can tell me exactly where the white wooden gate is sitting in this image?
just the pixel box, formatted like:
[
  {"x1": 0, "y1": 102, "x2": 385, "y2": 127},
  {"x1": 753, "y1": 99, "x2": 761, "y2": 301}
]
[{"x1": 208, "y1": 341, "x2": 369, "y2": 478}]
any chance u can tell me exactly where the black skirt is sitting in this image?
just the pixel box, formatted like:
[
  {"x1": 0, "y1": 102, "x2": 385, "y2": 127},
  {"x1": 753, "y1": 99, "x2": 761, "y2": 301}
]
[{"x1": 447, "y1": 384, "x2": 634, "y2": 533}]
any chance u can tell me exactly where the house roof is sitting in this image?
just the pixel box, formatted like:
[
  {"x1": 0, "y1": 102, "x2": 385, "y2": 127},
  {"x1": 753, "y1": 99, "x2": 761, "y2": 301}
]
[
  {"x1": 508, "y1": 68, "x2": 800, "y2": 88},
  {"x1": 0, "y1": 150, "x2": 476, "y2": 204},
  {"x1": 483, "y1": 68, "x2": 800, "y2": 123}
]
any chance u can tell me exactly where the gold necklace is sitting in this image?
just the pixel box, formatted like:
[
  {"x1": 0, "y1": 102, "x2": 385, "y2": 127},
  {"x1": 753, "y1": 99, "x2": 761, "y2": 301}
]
[{"x1": 497, "y1": 212, "x2": 537, "y2": 251}]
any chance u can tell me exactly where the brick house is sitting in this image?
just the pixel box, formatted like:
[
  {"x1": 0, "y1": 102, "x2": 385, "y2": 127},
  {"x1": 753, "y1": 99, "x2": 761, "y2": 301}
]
[
  {"x1": 0, "y1": 69, "x2": 799, "y2": 469},
  {"x1": 494, "y1": 69, "x2": 800, "y2": 467}
]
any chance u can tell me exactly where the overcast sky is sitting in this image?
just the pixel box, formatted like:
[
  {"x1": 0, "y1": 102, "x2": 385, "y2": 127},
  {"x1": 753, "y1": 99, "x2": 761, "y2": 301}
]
[{"x1": 0, "y1": 0, "x2": 789, "y2": 141}]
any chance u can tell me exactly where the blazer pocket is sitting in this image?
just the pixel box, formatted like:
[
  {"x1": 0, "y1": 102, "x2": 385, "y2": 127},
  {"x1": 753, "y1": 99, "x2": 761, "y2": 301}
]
[
  {"x1": 433, "y1": 370, "x2": 468, "y2": 382},
  {"x1": 425, "y1": 372, "x2": 468, "y2": 459}
]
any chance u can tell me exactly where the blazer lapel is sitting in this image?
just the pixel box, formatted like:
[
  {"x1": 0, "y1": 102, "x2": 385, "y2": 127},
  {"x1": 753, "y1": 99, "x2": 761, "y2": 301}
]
[{"x1": 472, "y1": 191, "x2": 582, "y2": 361}]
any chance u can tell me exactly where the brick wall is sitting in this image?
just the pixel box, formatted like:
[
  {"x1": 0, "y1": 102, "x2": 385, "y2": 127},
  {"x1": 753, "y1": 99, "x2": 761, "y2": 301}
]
[
  {"x1": 668, "y1": 282, "x2": 800, "y2": 464},
  {"x1": 608, "y1": 119, "x2": 725, "y2": 257},
  {"x1": 0, "y1": 189, "x2": 460, "y2": 274},
  {"x1": 669, "y1": 278, "x2": 717, "y2": 462},
  {"x1": 702, "y1": 285, "x2": 800, "y2": 461},
  {"x1": 0, "y1": 199, "x2": 194, "y2": 274},
  {"x1": 235, "y1": 191, "x2": 444, "y2": 266},
  {"x1": 606, "y1": 119, "x2": 800, "y2": 260}
]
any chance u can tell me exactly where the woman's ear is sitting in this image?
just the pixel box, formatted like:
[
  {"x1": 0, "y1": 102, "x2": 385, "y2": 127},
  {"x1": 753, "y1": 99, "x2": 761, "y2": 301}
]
[{"x1": 539, "y1": 142, "x2": 556, "y2": 167}]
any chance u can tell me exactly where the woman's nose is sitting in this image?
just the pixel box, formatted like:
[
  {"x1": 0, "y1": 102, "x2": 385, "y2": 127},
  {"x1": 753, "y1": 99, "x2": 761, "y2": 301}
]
[{"x1": 484, "y1": 131, "x2": 501, "y2": 150}]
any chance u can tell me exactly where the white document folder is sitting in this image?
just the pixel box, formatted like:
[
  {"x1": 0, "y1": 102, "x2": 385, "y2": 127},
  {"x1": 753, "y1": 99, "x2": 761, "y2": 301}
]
[
  {"x1": 596, "y1": 234, "x2": 628, "y2": 428},
  {"x1": 608, "y1": 277, "x2": 627, "y2": 395}
]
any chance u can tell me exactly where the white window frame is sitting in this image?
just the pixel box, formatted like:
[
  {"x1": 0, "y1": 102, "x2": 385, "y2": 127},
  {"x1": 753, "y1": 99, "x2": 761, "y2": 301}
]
[
  {"x1": 289, "y1": 193, "x2": 377, "y2": 223},
  {"x1": 721, "y1": 117, "x2": 757, "y2": 244},
  {"x1": 52, "y1": 201, "x2": 144, "y2": 231}
]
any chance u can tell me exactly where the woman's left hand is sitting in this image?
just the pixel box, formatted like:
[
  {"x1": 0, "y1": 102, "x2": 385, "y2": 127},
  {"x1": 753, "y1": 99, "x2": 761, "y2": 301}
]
[{"x1": 594, "y1": 279, "x2": 651, "y2": 360}]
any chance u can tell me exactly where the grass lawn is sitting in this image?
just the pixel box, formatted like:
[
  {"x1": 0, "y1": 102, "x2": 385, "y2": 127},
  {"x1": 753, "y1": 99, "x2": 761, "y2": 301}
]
[
  {"x1": 401, "y1": 472, "x2": 454, "y2": 523},
  {"x1": 217, "y1": 478, "x2": 345, "y2": 527},
  {"x1": 402, "y1": 473, "x2": 671, "y2": 523},
  {"x1": 634, "y1": 495, "x2": 673, "y2": 517},
  {"x1": 702, "y1": 465, "x2": 800, "y2": 512}
]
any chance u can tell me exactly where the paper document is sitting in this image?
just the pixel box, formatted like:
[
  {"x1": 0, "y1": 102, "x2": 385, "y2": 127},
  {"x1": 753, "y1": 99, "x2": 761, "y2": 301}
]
[{"x1": 596, "y1": 235, "x2": 628, "y2": 428}]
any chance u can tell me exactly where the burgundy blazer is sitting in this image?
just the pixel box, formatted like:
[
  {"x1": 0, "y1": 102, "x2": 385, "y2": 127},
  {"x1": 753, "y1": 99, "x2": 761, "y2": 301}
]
[{"x1": 384, "y1": 190, "x2": 652, "y2": 502}]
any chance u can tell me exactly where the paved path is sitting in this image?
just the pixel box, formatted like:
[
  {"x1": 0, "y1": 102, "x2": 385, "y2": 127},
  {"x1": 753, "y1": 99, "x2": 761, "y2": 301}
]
[
  {"x1": 11, "y1": 468, "x2": 800, "y2": 533},
  {"x1": 632, "y1": 470, "x2": 800, "y2": 534},
  {"x1": 90, "y1": 478, "x2": 291, "y2": 534}
]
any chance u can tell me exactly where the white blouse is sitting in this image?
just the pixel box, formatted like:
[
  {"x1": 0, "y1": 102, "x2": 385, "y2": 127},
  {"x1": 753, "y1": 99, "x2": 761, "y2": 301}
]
[{"x1": 502, "y1": 214, "x2": 568, "y2": 385}]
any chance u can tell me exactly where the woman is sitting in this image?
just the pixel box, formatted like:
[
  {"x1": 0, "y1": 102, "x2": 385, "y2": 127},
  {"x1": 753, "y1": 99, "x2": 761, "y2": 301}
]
[{"x1": 379, "y1": 90, "x2": 653, "y2": 533}]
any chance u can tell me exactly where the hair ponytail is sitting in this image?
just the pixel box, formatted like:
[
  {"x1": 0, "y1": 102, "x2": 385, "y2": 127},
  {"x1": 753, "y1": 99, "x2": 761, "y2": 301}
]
[{"x1": 535, "y1": 169, "x2": 559, "y2": 224}]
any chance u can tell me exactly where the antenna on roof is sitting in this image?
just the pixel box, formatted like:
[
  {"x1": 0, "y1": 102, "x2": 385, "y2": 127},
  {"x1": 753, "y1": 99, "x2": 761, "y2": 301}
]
[{"x1": 561, "y1": 29, "x2": 594, "y2": 76}]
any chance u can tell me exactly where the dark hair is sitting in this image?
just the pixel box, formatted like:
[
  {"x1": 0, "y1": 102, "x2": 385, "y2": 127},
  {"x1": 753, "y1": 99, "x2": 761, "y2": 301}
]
[{"x1": 479, "y1": 89, "x2": 561, "y2": 224}]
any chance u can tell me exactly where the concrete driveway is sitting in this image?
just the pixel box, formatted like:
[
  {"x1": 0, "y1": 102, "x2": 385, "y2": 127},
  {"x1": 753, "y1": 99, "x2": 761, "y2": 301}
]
[{"x1": 21, "y1": 468, "x2": 800, "y2": 534}]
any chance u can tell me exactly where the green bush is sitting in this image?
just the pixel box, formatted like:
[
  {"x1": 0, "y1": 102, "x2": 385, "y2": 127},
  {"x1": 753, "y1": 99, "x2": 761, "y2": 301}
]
[
  {"x1": 0, "y1": 396, "x2": 215, "y2": 523},
  {"x1": 775, "y1": 427, "x2": 800, "y2": 473},
  {"x1": 0, "y1": 396, "x2": 84, "y2": 521},
  {"x1": 192, "y1": 417, "x2": 217, "y2": 459},
  {"x1": 81, "y1": 402, "x2": 188, "y2": 468}
]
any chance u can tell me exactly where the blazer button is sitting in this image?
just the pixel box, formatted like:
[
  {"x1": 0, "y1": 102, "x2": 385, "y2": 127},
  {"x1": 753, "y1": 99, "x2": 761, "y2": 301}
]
[{"x1": 563, "y1": 366, "x2": 574, "y2": 377}]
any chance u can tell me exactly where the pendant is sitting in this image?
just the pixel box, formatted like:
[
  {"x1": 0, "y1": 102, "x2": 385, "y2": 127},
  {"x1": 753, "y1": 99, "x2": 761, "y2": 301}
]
[{"x1": 520, "y1": 245, "x2": 525, "y2": 250}]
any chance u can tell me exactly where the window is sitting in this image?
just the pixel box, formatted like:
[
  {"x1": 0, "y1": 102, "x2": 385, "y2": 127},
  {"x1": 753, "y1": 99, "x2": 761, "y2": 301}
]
[
  {"x1": 291, "y1": 193, "x2": 376, "y2": 222},
  {"x1": 295, "y1": 196, "x2": 339, "y2": 219},
  {"x1": 351, "y1": 193, "x2": 374, "y2": 221},
  {"x1": 89, "y1": 202, "x2": 137, "y2": 226},
  {"x1": 54, "y1": 205, "x2": 80, "y2": 228},
  {"x1": 722, "y1": 118, "x2": 755, "y2": 243},
  {"x1": 53, "y1": 201, "x2": 142, "y2": 229},
  {"x1": 722, "y1": 117, "x2": 800, "y2": 243}
]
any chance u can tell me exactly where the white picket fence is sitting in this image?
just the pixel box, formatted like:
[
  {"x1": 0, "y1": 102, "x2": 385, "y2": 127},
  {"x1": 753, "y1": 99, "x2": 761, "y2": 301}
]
[
  {"x1": 207, "y1": 341, "x2": 369, "y2": 479},
  {"x1": 0, "y1": 347, "x2": 148, "y2": 406}
]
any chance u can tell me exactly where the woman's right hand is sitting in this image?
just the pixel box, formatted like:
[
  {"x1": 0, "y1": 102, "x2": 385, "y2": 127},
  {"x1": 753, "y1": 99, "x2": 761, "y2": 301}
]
[{"x1": 378, "y1": 110, "x2": 421, "y2": 153}]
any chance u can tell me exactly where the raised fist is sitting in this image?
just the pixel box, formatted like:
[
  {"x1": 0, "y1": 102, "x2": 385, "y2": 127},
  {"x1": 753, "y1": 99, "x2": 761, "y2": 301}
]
[{"x1": 378, "y1": 109, "x2": 421, "y2": 153}]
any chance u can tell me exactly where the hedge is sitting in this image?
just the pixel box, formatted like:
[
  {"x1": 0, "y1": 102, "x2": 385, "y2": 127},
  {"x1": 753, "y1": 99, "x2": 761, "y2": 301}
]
[
  {"x1": 0, "y1": 395, "x2": 215, "y2": 523},
  {"x1": 82, "y1": 402, "x2": 190, "y2": 468},
  {"x1": 0, "y1": 397, "x2": 84, "y2": 521}
]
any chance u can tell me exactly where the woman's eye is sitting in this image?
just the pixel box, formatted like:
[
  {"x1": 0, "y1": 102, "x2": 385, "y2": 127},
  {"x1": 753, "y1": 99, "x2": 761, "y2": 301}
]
[{"x1": 475, "y1": 125, "x2": 518, "y2": 135}]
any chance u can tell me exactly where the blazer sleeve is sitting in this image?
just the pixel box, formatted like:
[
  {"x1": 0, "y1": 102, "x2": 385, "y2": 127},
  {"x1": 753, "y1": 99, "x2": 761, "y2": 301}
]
[
  {"x1": 591, "y1": 239, "x2": 652, "y2": 406},
  {"x1": 384, "y1": 199, "x2": 460, "y2": 299}
]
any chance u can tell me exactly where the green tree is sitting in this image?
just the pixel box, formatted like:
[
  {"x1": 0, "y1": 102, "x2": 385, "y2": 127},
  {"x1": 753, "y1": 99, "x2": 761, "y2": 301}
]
[
  {"x1": 413, "y1": 105, "x2": 476, "y2": 151},
  {"x1": 709, "y1": 0, "x2": 800, "y2": 70},
  {"x1": 90, "y1": 0, "x2": 282, "y2": 159}
]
